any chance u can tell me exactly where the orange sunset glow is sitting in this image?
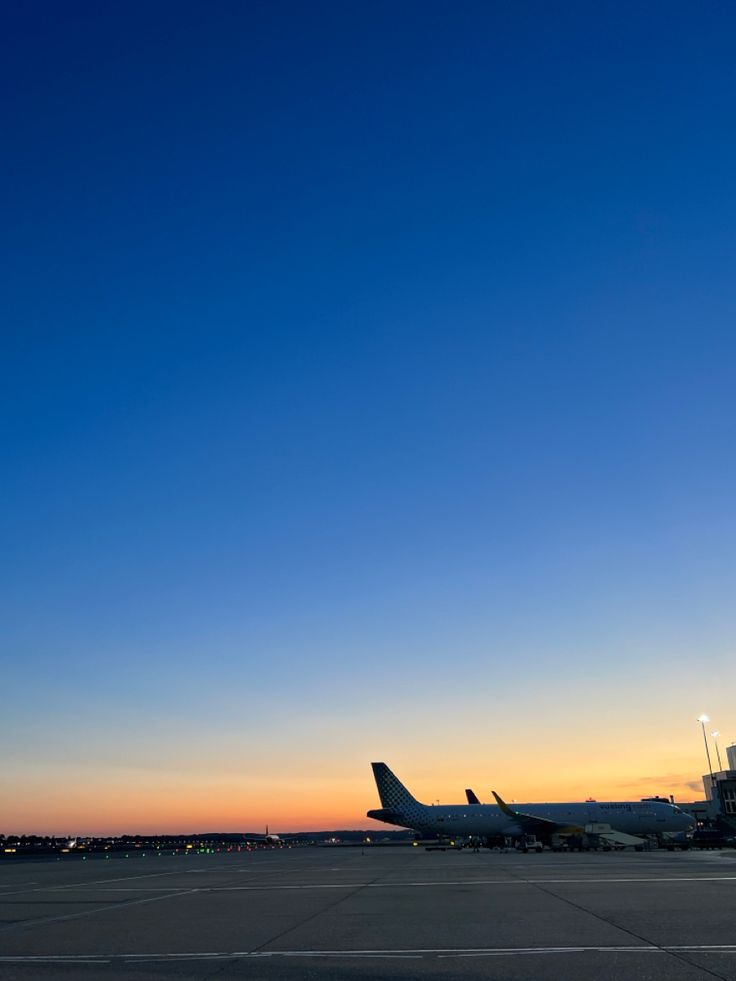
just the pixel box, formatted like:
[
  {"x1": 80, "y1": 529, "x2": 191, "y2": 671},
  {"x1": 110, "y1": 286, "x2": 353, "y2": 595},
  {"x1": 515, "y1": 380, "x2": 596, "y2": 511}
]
[{"x1": 4, "y1": 677, "x2": 730, "y2": 836}]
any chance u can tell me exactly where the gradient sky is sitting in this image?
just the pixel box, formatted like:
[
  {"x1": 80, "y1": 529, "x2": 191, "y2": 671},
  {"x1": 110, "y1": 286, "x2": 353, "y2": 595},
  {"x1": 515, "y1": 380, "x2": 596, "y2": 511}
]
[{"x1": 2, "y1": 2, "x2": 735, "y2": 835}]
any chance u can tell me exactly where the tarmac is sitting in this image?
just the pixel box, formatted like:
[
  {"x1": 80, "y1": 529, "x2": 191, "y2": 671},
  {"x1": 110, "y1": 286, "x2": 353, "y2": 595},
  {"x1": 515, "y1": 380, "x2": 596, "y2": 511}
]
[{"x1": 1, "y1": 845, "x2": 736, "y2": 979}]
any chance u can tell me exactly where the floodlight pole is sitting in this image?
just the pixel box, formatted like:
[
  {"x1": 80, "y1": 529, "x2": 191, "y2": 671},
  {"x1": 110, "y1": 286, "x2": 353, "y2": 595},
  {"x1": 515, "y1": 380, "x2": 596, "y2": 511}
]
[
  {"x1": 712, "y1": 732, "x2": 723, "y2": 772},
  {"x1": 701, "y1": 721, "x2": 714, "y2": 777},
  {"x1": 698, "y1": 716, "x2": 715, "y2": 794}
]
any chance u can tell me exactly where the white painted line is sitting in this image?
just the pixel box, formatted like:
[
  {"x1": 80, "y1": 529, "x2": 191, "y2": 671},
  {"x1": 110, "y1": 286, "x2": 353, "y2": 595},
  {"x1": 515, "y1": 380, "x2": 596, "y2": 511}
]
[
  {"x1": 7, "y1": 874, "x2": 736, "y2": 897},
  {"x1": 191, "y1": 875, "x2": 736, "y2": 890},
  {"x1": 45, "y1": 867, "x2": 216, "y2": 887},
  {"x1": 3, "y1": 944, "x2": 736, "y2": 963},
  {"x1": 0, "y1": 888, "x2": 201, "y2": 932},
  {"x1": 0, "y1": 959, "x2": 113, "y2": 965},
  {"x1": 256, "y1": 945, "x2": 736, "y2": 958},
  {"x1": 0, "y1": 865, "x2": 232, "y2": 899}
]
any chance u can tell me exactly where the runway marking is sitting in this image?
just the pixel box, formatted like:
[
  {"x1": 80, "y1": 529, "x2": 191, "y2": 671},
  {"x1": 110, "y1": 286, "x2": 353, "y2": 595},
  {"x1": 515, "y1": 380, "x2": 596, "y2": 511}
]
[
  {"x1": 5, "y1": 874, "x2": 736, "y2": 897},
  {"x1": 0, "y1": 865, "x2": 230, "y2": 898},
  {"x1": 0, "y1": 885, "x2": 39, "y2": 898},
  {"x1": 164, "y1": 875, "x2": 736, "y2": 890},
  {"x1": 4, "y1": 945, "x2": 736, "y2": 963},
  {"x1": 0, "y1": 888, "x2": 201, "y2": 932}
]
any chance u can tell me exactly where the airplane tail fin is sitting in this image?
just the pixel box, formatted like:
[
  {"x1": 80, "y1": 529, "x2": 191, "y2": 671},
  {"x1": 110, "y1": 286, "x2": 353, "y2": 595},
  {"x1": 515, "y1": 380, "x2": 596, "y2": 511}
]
[
  {"x1": 465, "y1": 788, "x2": 480, "y2": 804},
  {"x1": 371, "y1": 762, "x2": 420, "y2": 809}
]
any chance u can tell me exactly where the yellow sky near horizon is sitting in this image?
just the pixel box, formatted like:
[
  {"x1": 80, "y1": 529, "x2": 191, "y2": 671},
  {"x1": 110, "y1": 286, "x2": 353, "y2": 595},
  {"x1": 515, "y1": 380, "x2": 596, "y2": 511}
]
[{"x1": 3, "y1": 735, "x2": 725, "y2": 836}]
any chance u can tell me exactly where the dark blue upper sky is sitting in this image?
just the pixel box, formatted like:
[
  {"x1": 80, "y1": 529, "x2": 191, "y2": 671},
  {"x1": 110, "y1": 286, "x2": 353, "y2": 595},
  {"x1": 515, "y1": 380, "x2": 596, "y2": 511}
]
[{"x1": 2, "y1": 3, "x2": 735, "y2": 813}]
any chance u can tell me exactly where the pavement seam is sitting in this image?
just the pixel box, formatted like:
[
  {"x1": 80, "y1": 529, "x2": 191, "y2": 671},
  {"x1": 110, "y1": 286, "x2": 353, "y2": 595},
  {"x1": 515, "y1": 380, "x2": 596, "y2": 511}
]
[
  {"x1": 508, "y1": 863, "x2": 733, "y2": 981},
  {"x1": 197, "y1": 849, "x2": 424, "y2": 981}
]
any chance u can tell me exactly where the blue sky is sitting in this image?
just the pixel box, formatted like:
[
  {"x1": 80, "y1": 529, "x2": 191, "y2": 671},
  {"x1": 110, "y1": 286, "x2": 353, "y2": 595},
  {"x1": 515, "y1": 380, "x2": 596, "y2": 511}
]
[{"x1": 2, "y1": 1, "x2": 735, "y2": 831}]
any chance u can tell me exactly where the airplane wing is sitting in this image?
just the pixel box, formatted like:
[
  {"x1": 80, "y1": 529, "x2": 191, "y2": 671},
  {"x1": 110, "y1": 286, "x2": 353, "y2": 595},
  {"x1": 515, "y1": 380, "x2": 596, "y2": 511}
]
[
  {"x1": 492, "y1": 791, "x2": 584, "y2": 835},
  {"x1": 465, "y1": 789, "x2": 480, "y2": 804}
]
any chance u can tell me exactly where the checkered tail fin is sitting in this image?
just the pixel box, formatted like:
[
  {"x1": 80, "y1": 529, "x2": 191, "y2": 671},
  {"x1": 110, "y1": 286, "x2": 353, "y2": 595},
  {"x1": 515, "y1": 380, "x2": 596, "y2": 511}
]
[{"x1": 371, "y1": 762, "x2": 419, "y2": 809}]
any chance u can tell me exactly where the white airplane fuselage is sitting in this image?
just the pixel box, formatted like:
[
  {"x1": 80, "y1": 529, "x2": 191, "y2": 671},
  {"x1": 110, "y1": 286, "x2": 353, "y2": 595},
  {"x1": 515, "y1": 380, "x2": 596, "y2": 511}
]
[
  {"x1": 369, "y1": 799, "x2": 693, "y2": 837},
  {"x1": 367, "y1": 762, "x2": 695, "y2": 839}
]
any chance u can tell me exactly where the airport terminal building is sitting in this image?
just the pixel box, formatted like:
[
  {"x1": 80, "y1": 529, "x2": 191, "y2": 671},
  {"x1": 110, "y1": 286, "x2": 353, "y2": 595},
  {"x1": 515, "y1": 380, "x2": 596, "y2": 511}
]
[{"x1": 680, "y1": 742, "x2": 736, "y2": 832}]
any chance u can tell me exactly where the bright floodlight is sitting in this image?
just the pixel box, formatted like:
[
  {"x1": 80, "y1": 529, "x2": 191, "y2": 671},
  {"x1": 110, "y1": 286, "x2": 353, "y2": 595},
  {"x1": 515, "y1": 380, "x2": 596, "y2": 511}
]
[
  {"x1": 698, "y1": 714, "x2": 710, "y2": 723},
  {"x1": 712, "y1": 730, "x2": 720, "y2": 738}
]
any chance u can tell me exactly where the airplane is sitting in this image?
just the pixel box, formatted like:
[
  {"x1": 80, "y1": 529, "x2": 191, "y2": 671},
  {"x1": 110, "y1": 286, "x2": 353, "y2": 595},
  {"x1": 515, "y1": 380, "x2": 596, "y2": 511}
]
[
  {"x1": 465, "y1": 789, "x2": 480, "y2": 804},
  {"x1": 367, "y1": 763, "x2": 695, "y2": 845},
  {"x1": 243, "y1": 826, "x2": 296, "y2": 845}
]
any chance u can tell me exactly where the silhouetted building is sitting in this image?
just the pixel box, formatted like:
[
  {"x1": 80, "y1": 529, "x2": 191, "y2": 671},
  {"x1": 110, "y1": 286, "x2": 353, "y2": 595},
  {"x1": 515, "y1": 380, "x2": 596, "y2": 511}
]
[{"x1": 702, "y1": 771, "x2": 736, "y2": 803}]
